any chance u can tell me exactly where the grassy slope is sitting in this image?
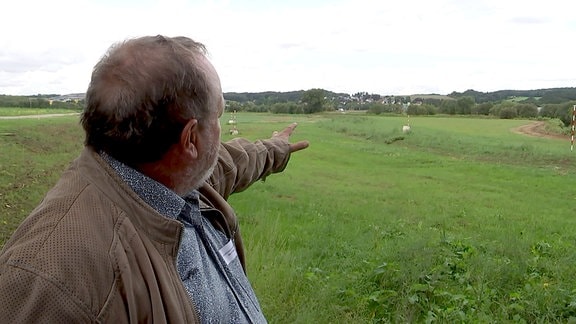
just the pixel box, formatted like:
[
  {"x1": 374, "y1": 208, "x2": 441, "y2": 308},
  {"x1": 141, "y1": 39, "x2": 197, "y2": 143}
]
[
  {"x1": 0, "y1": 117, "x2": 84, "y2": 240},
  {"x1": 226, "y1": 114, "x2": 576, "y2": 322},
  {"x1": 1, "y1": 113, "x2": 575, "y2": 322},
  {"x1": 0, "y1": 107, "x2": 81, "y2": 116}
]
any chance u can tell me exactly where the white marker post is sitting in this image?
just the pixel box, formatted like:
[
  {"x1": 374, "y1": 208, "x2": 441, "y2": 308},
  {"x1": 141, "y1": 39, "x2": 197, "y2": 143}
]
[{"x1": 570, "y1": 105, "x2": 576, "y2": 152}]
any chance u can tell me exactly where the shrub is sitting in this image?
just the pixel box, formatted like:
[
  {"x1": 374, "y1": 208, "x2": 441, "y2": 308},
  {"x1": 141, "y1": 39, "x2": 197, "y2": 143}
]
[{"x1": 500, "y1": 106, "x2": 518, "y2": 119}]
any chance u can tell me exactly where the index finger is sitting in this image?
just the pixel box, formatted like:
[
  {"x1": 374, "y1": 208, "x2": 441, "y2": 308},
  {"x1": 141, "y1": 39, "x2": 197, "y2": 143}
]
[{"x1": 277, "y1": 122, "x2": 299, "y2": 137}]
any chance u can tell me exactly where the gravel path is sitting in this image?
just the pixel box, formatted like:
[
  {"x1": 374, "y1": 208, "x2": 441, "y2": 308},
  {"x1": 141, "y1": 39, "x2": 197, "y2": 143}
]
[
  {"x1": 511, "y1": 121, "x2": 567, "y2": 140},
  {"x1": 0, "y1": 113, "x2": 80, "y2": 120}
]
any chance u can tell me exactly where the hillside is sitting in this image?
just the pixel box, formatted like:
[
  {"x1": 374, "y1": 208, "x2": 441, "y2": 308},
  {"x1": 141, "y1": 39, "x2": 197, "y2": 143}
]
[
  {"x1": 2, "y1": 87, "x2": 576, "y2": 106},
  {"x1": 449, "y1": 87, "x2": 576, "y2": 104},
  {"x1": 405, "y1": 94, "x2": 453, "y2": 100},
  {"x1": 224, "y1": 87, "x2": 576, "y2": 105}
]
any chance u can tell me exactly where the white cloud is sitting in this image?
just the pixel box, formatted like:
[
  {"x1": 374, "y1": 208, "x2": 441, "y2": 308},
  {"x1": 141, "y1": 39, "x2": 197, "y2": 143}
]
[{"x1": 1, "y1": 0, "x2": 575, "y2": 95}]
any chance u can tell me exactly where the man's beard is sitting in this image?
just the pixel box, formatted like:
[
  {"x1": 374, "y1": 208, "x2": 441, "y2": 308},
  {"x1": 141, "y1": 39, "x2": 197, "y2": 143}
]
[
  {"x1": 178, "y1": 138, "x2": 219, "y2": 194},
  {"x1": 195, "y1": 150, "x2": 218, "y2": 188}
]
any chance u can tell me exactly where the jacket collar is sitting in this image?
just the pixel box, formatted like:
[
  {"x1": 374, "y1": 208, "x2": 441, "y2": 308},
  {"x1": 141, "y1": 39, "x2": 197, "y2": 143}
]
[
  {"x1": 101, "y1": 151, "x2": 186, "y2": 220},
  {"x1": 75, "y1": 147, "x2": 183, "y2": 257}
]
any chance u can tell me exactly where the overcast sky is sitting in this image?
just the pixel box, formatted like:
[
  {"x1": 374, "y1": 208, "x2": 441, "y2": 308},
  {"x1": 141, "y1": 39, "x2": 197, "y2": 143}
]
[{"x1": 1, "y1": 0, "x2": 575, "y2": 96}]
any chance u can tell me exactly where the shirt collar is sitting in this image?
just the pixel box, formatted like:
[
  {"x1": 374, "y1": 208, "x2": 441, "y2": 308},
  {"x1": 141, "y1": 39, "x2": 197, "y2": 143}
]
[{"x1": 100, "y1": 152, "x2": 188, "y2": 220}]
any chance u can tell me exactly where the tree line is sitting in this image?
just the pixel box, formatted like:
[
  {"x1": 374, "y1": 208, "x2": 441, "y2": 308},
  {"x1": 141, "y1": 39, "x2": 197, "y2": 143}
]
[
  {"x1": 449, "y1": 87, "x2": 576, "y2": 104},
  {"x1": 3, "y1": 87, "x2": 576, "y2": 127},
  {"x1": 223, "y1": 87, "x2": 576, "y2": 128},
  {"x1": 0, "y1": 94, "x2": 83, "y2": 110},
  {"x1": 373, "y1": 97, "x2": 575, "y2": 128}
]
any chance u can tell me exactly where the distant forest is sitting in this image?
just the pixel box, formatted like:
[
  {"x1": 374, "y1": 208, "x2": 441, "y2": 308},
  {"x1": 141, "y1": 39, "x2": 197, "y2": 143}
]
[
  {"x1": 2, "y1": 87, "x2": 576, "y2": 126},
  {"x1": 224, "y1": 87, "x2": 576, "y2": 105},
  {"x1": 2, "y1": 87, "x2": 575, "y2": 107},
  {"x1": 222, "y1": 87, "x2": 576, "y2": 127},
  {"x1": 448, "y1": 87, "x2": 576, "y2": 105}
]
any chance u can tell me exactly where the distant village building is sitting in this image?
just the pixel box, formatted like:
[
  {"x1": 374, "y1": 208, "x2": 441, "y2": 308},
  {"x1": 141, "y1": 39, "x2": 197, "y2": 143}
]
[
  {"x1": 412, "y1": 98, "x2": 424, "y2": 105},
  {"x1": 48, "y1": 93, "x2": 85, "y2": 104}
]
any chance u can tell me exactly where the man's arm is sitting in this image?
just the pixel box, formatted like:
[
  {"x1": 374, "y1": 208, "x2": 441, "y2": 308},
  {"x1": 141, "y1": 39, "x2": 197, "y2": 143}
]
[{"x1": 207, "y1": 123, "x2": 309, "y2": 199}]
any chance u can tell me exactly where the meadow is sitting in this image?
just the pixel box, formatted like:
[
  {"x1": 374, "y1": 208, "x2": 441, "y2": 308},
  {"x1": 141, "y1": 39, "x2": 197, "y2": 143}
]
[
  {"x1": 1, "y1": 111, "x2": 575, "y2": 323},
  {"x1": 0, "y1": 107, "x2": 80, "y2": 116}
]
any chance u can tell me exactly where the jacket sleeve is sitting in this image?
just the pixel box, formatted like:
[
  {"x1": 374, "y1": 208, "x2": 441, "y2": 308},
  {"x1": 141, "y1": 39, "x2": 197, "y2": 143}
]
[{"x1": 206, "y1": 136, "x2": 291, "y2": 200}]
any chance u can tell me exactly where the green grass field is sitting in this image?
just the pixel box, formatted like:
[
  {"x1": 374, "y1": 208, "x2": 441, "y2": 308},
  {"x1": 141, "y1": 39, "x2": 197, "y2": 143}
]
[
  {"x1": 0, "y1": 107, "x2": 81, "y2": 116},
  {"x1": 1, "y1": 112, "x2": 576, "y2": 322}
]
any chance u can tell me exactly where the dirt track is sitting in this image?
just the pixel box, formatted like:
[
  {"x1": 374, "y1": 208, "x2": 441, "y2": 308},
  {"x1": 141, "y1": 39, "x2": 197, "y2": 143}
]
[
  {"x1": 512, "y1": 121, "x2": 567, "y2": 140},
  {"x1": 0, "y1": 113, "x2": 80, "y2": 120}
]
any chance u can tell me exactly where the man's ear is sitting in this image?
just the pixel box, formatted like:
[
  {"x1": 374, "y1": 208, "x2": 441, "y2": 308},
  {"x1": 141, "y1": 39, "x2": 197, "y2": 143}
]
[{"x1": 180, "y1": 118, "x2": 199, "y2": 159}]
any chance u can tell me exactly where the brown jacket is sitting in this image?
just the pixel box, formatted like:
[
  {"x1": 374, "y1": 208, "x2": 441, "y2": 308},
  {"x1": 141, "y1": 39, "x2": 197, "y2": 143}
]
[{"x1": 0, "y1": 137, "x2": 290, "y2": 323}]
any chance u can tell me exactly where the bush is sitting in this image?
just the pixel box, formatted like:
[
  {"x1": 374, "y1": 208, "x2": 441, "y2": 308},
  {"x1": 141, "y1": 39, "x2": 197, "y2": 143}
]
[
  {"x1": 500, "y1": 106, "x2": 518, "y2": 119},
  {"x1": 473, "y1": 103, "x2": 493, "y2": 115},
  {"x1": 270, "y1": 102, "x2": 303, "y2": 114},
  {"x1": 407, "y1": 104, "x2": 437, "y2": 116},
  {"x1": 516, "y1": 104, "x2": 538, "y2": 118}
]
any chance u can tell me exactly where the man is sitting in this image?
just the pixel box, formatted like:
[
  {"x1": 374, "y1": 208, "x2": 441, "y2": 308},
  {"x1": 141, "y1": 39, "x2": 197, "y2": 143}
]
[{"x1": 0, "y1": 35, "x2": 308, "y2": 323}]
